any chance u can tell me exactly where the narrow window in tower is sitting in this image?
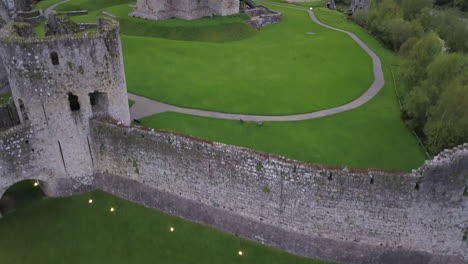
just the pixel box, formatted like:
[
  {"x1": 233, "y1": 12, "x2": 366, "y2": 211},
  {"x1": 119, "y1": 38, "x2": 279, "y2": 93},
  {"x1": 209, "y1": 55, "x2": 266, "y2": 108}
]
[
  {"x1": 51, "y1": 52, "x2": 59, "y2": 65},
  {"x1": 68, "y1": 93, "x2": 80, "y2": 111},
  {"x1": 18, "y1": 98, "x2": 29, "y2": 121},
  {"x1": 89, "y1": 91, "x2": 108, "y2": 114}
]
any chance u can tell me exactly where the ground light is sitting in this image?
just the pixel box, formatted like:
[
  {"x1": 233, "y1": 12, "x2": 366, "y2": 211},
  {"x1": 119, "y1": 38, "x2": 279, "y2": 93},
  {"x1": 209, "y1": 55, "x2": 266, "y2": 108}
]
[
  {"x1": 170, "y1": 227, "x2": 175, "y2": 232},
  {"x1": 238, "y1": 250, "x2": 243, "y2": 256},
  {"x1": 88, "y1": 199, "x2": 93, "y2": 204},
  {"x1": 110, "y1": 207, "x2": 115, "y2": 212},
  {"x1": 33, "y1": 181, "x2": 39, "y2": 187},
  {"x1": 309, "y1": 7, "x2": 313, "y2": 10}
]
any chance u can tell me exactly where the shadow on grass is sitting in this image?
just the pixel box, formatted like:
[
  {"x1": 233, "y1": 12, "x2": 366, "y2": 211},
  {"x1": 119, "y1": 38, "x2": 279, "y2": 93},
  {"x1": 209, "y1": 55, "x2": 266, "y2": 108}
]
[{"x1": 0, "y1": 180, "x2": 45, "y2": 216}]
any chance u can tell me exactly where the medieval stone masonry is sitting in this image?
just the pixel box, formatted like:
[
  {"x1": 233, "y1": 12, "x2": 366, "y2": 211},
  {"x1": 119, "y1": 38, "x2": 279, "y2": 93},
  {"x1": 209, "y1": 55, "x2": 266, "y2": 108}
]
[
  {"x1": 0, "y1": 14, "x2": 466, "y2": 264},
  {"x1": 130, "y1": 0, "x2": 239, "y2": 21}
]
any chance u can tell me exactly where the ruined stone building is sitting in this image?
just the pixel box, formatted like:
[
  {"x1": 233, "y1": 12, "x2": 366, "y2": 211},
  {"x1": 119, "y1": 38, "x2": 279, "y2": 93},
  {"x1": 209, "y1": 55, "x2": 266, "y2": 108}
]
[
  {"x1": 1, "y1": 0, "x2": 32, "y2": 14},
  {"x1": 0, "y1": 0, "x2": 41, "y2": 96},
  {"x1": 350, "y1": 0, "x2": 372, "y2": 13},
  {"x1": 0, "y1": 12, "x2": 467, "y2": 264},
  {"x1": 130, "y1": 0, "x2": 239, "y2": 20}
]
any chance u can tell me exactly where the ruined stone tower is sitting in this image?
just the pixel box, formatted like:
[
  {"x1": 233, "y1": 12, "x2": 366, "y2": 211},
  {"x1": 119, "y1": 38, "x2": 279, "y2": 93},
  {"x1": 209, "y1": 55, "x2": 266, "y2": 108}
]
[
  {"x1": 0, "y1": 17, "x2": 130, "y2": 195},
  {"x1": 350, "y1": 0, "x2": 372, "y2": 13}
]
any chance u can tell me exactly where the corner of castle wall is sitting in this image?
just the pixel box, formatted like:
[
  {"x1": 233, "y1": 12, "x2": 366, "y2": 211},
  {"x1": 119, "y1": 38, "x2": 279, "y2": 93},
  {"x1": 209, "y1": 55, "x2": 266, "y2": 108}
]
[{"x1": 411, "y1": 144, "x2": 468, "y2": 197}]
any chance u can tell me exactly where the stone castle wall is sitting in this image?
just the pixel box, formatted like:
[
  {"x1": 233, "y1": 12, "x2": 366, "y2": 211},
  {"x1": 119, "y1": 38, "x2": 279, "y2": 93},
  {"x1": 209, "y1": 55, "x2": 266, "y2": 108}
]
[
  {"x1": 0, "y1": 18, "x2": 130, "y2": 188},
  {"x1": 89, "y1": 120, "x2": 468, "y2": 264},
  {"x1": 245, "y1": 7, "x2": 282, "y2": 29},
  {"x1": 5, "y1": 0, "x2": 33, "y2": 12},
  {"x1": 130, "y1": 0, "x2": 239, "y2": 20},
  {"x1": 1, "y1": 117, "x2": 466, "y2": 263}
]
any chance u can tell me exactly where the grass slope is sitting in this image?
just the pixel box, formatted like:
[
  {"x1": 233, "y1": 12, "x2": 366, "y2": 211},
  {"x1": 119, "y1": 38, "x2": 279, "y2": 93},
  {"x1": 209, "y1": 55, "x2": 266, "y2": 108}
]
[
  {"x1": 140, "y1": 7, "x2": 426, "y2": 171},
  {"x1": 43, "y1": 0, "x2": 424, "y2": 169},
  {"x1": 32, "y1": 0, "x2": 64, "y2": 10},
  {"x1": 0, "y1": 186, "x2": 332, "y2": 264},
  {"x1": 56, "y1": 1, "x2": 373, "y2": 115}
]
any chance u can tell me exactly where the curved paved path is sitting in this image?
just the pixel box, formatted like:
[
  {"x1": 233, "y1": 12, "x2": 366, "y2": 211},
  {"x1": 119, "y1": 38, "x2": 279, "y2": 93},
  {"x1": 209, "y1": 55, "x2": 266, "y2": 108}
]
[
  {"x1": 130, "y1": 5, "x2": 384, "y2": 121},
  {"x1": 44, "y1": 0, "x2": 71, "y2": 17},
  {"x1": 48, "y1": 0, "x2": 385, "y2": 121}
]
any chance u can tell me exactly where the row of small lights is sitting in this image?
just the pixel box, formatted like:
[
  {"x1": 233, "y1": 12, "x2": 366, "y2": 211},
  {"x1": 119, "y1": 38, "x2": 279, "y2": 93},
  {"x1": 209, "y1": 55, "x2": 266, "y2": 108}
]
[
  {"x1": 34, "y1": 182, "x2": 244, "y2": 257},
  {"x1": 88, "y1": 198, "x2": 244, "y2": 256}
]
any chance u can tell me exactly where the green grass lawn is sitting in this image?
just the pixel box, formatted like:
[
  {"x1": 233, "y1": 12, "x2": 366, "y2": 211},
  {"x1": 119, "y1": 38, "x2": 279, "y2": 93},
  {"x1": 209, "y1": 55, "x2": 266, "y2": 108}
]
[
  {"x1": 0, "y1": 182, "x2": 332, "y2": 264},
  {"x1": 32, "y1": 0, "x2": 64, "y2": 10},
  {"x1": 0, "y1": 94, "x2": 10, "y2": 105},
  {"x1": 43, "y1": 0, "x2": 424, "y2": 170},
  {"x1": 139, "y1": 7, "x2": 426, "y2": 171},
  {"x1": 56, "y1": 0, "x2": 373, "y2": 115},
  {"x1": 279, "y1": 0, "x2": 326, "y2": 8},
  {"x1": 33, "y1": 22, "x2": 45, "y2": 37}
]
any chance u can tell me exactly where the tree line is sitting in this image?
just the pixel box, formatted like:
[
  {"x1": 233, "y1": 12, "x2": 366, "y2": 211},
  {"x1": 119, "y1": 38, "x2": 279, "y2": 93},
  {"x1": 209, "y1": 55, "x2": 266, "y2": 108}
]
[{"x1": 349, "y1": 0, "x2": 468, "y2": 154}]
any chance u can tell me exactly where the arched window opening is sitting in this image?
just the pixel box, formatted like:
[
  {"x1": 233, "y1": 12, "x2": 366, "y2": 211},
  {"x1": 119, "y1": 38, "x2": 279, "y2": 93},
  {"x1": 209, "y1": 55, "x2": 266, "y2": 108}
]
[
  {"x1": 51, "y1": 52, "x2": 59, "y2": 65},
  {"x1": 68, "y1": 93, "x2": 80, "y2": 112},
  {"x1": 0, "y1": 180, "x2": 45, "y2": 216}
]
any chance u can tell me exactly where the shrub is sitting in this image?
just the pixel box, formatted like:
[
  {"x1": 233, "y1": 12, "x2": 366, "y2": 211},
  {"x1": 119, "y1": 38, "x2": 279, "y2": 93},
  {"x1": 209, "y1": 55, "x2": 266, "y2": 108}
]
[
  {"x1": 382, "y1": 18, "x2": 422, "y2": 51},
  {"x1": 350, "y1": 10, "x2": 369, "y2": 27}
]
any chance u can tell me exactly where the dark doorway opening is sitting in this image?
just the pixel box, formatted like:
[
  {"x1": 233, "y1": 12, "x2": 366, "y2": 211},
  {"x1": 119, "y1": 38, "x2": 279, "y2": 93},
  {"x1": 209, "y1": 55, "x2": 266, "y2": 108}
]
[
  {"x1": 68, "y1": 93, "x2": 80, "y2": 112},
  {"x1": 51, "y1": 52, "x2": 59, "y2": 65}
]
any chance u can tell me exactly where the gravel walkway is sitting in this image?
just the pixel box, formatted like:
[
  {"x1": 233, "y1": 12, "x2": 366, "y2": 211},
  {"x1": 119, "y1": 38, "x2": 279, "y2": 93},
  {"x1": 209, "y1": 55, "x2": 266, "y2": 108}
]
[{"x1": 44, "y1": 0, "x2": 71, "y2": 18}]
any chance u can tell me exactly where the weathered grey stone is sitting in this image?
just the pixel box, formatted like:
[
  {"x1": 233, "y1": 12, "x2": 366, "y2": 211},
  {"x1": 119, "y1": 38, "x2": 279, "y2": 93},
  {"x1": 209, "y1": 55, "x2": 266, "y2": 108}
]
[
  {"x1": 327, "y1": 0, "x2": 336, "y2": 10},
  {"x1": 88, "y1": 121, "x2": 468, "y2": 264},
  {"x1": 130, "y1": 0, "x2": 239, "y2": 21},
  {"x1": 0, "y1": 17, "x2": 131, "y2": 196},
  {"x1": 350, "y1": 0, "x2": 372, "y2": 13},
  {"x1": 45, "y1": 12, "x2": 80, "y2": 36},
  {"x1": 3, "y1": 0, "x2": 33, "y2": 13},
  {"x1": 58, "y1": 10, "x2": 88, "y2": 17},
  {"x1": 13, "y1": 9, "x2": 45, "y2": 26},
  {"x1": 101, "y1": 11, "x2": 117, "y2": 19},
  {"x1": 245, "y1": 6, "x2": 282, "y2": 29}
]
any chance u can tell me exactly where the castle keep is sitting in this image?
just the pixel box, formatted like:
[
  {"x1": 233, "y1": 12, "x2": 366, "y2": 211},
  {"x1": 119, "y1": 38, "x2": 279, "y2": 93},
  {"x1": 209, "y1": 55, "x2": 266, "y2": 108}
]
[
  {"x1": 0, "y1": 14, "x2": 467, "y2": 264},
  {"x1": 130, "y1": 0, "x2": 239, "y2": 20}
]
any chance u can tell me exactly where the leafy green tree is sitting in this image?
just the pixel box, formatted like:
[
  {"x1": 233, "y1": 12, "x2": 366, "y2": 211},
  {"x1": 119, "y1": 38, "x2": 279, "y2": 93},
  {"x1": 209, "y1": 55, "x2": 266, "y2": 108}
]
[
  {"x1": 424, "y1": 72, "x2": 468, "y2": 153},
  {"x1": 402, "y1": 53, "x2": 467, "y2": 131},
  {"x1": 454, "y1": 0, "x2": 468, "y2": 10},
  {"x1": 350, "y1": 9, "x2": 369, "y2": 27},
  {"x1": 368, "y1": 0, "x2": 403, "y2": 36},
  {"x1": 401, "y1": 0, "x2": 434, "y2": 20},
  {"x1": 383, "y1": 18, "x2": 422, "y2": 51},
  {"x1": 400, "y1": 33, "x2": 443, "y2": 94},
  {"x1": 421, "y1": 9, "x2": 468, "y2": 53},
  {"x1": 399, "y1": 37, "x2": 419, "y2": 57}
]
